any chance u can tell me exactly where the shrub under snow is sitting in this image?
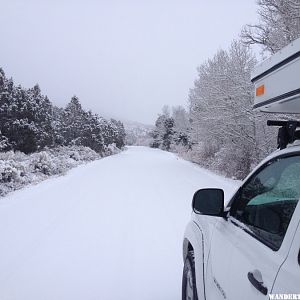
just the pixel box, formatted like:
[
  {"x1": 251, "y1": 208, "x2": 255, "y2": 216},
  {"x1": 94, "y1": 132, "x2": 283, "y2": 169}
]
[{"x1": 0, "y1": 145, "x2": 121, "y2": 197}]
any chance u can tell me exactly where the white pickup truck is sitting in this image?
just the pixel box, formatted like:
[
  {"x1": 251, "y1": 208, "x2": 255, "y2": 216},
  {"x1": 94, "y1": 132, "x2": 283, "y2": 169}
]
[{"x1": 182, "y1": 38, "x2": 300, "y2": 300}]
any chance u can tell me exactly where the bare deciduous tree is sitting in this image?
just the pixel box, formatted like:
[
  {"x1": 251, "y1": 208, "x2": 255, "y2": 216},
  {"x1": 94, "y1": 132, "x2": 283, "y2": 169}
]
[
  {"x1": 241, "y1": 0, "x2": 300, "y2": 54},
  {"x1": 188, "y1": 40, "x2": 258, "y2": 179}
]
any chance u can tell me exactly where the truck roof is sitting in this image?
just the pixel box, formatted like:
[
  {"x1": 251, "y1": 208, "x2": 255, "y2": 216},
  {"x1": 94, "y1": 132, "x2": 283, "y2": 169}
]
[{"x1": 242, "y1": 143, "x2": 300, "y2": 184}]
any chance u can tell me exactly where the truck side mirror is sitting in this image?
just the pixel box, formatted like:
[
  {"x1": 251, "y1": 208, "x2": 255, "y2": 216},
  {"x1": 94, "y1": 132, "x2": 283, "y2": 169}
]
[{"x1": 192, "y1": 188, "x2": 224, "y2": 217}]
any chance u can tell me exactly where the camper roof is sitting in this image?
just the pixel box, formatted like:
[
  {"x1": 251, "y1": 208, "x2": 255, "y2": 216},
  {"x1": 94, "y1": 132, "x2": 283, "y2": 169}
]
[
  {"x1": 251, "y1": 38, "x2": 300, "y2": 81},
  {"x1": 251, "y1": 37, "x2": 300, "y2": 113}
]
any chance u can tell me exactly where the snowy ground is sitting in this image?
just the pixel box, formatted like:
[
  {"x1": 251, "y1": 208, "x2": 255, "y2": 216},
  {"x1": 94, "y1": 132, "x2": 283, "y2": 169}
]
[{"x1": 0, "y1": 146, "x2": 239, "y2": 300}]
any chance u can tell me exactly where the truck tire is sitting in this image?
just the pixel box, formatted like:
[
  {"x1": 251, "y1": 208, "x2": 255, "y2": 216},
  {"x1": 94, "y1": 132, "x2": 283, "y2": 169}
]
[{"x1": 182, "y1": 251, "x2": 198, "y2": 300}]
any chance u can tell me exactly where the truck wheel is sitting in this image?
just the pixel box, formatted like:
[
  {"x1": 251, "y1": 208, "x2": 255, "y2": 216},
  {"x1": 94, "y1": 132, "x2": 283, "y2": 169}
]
[{"x1": 182, "y1": 251, "x2": 198, "y2": 300}]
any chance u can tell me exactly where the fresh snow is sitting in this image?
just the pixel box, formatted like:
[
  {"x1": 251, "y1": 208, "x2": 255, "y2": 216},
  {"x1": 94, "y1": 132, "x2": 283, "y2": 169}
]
[{"x1": 0, "y1": 146, "x2": 239, "y2": 300}]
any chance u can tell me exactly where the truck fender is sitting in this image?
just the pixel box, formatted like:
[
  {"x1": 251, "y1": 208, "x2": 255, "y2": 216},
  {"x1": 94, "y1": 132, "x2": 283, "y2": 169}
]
[{"x1": 183, "y1": 220, "x2": 206, "y2": 299}]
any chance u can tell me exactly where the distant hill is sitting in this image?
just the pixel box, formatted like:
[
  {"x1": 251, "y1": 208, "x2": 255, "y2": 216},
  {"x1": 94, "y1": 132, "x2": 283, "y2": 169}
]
[{"x1": 123, "y1": 121, "x2": 154, "y2": 146}]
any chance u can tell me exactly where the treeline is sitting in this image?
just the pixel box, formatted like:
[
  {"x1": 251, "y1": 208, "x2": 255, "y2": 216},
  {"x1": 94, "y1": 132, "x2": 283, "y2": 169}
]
[
  {"x1": 0, "y1": 68, "x2": 125, "y2": 155},
  {"x1": 151, "y1": 0, "x2": 300, "y2": 179}
]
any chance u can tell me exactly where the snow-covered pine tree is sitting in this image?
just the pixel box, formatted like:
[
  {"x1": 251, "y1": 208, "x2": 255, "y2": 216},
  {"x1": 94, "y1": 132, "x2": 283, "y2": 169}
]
[
  {"x1": 51, "y1": 106, "x2": 65, "y2": 146},
  {"x1": 0, "y1": 67, "x2": 126, "y2": 154},
  {"x1": 110, "y1": 119, "x2": 126, "y2": 149},
  {"x1": 150, "y1": 108, "x2": 176, "y2": 151},
  {"x1": 80, "y1": 111, "x2": 105, "y2": 154},
  {"x1": 26, "y1": 85, "x2": 54, "y2": 150},
  {"x1": 162, "y1": 117, "x2": 175, "y2": 151},
  {"x1": 62, "y1": 96, "x2": 85, "y2": 145},
  {"x1": 171, "y1": 106, "x2": 190, "y2": 148},
  {"x1": 0, "y1": 131, "x2": 11, "y2": 151},
  {"x1": 150, "y1": 113, "x2": 167, "y2": 149},
  {"x1": 61, "y1": 96, "x2": 125, "y2": 154},
  {"x1": 150, "y1": 105, "x2": 191, "y2": 151}
]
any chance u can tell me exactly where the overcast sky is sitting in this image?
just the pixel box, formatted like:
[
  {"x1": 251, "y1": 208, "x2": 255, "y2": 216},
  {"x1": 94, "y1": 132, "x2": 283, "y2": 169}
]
[{"x1": 0, "y1": 0, "x2": 258, "y2": 124}]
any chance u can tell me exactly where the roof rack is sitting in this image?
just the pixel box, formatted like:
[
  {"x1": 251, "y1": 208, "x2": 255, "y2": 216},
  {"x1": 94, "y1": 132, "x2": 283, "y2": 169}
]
[{"x1": 267, "y1": 120, "x2": 300, "y2": 150}]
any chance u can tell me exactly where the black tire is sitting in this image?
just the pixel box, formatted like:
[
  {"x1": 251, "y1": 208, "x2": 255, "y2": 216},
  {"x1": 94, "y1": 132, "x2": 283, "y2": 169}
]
[{"x1": 182, "y1": 251, "x2": 198, "y2": 300}]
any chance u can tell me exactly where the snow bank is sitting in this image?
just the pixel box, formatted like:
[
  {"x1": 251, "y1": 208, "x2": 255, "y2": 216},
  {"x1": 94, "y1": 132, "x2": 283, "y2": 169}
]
[{"x1": 0, "y1": 145, "x2": 121, "y2": 196}]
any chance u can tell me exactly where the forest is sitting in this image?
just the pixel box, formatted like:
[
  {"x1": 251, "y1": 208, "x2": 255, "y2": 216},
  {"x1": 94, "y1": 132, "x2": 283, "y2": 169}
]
[{"x1": 0, "y1": 68, "x2": 125, "y2": 195}]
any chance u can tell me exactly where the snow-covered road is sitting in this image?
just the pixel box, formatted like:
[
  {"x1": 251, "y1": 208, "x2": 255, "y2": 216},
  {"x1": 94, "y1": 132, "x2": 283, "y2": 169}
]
[{"x1": 0, "y1": 146, "x2": 238, "y2": 300}]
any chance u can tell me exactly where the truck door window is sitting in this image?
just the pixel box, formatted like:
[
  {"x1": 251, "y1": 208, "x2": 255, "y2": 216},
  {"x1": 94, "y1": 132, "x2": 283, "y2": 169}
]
[{"x1": 230, "y1": 155, "x2": 300, "y2": 250}]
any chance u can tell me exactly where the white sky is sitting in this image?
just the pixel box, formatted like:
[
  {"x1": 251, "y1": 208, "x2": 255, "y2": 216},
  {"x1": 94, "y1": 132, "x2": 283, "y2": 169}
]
[{"x1": 0, "y1": 0, "x2": 258, "y2": 124}]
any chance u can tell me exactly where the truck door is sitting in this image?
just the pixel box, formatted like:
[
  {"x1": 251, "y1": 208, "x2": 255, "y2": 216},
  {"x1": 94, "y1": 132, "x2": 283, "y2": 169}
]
[
  {"x1": 226, "y1": 154, "x2": 300, "y2": 299},
  {"x1": 204, "y1": 215, "x2": 240, "y2": 300},
  {"x1": 272, "y1": 216, "x2": 300, "y2": 295}
]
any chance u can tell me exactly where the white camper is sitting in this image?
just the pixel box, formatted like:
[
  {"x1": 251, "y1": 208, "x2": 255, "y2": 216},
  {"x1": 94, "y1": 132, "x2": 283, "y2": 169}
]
[{"x1": 251, "y1": 37, "x2": 300, "y2": 113}]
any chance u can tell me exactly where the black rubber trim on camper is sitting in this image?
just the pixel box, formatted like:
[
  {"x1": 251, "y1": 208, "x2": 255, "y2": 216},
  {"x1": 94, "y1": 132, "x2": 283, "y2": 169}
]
[
  {"x1": 251, "y1": 50, "x2": 300, "y2": 83},
  {"x1": 253, "y1": 88, "x2": 300, "y2": 110}
]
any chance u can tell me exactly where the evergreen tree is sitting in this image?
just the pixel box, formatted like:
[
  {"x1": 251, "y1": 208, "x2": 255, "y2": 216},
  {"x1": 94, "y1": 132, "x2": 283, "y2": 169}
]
[
  {"x1": 162, "y1": 117, "x2": 174, "y2": 151},
  {"x1": 62, "y1": 96, "x2": 85, "y2": 145},
  {"x1": 110, "y1": 119, "x2": 126, "y2": 148},
  {"x1": 150, "y1": 111, "x2": 176, "y2": 151},
  {"x1": 0, "y1": 67, "x2": 126, "y2": 154}
]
